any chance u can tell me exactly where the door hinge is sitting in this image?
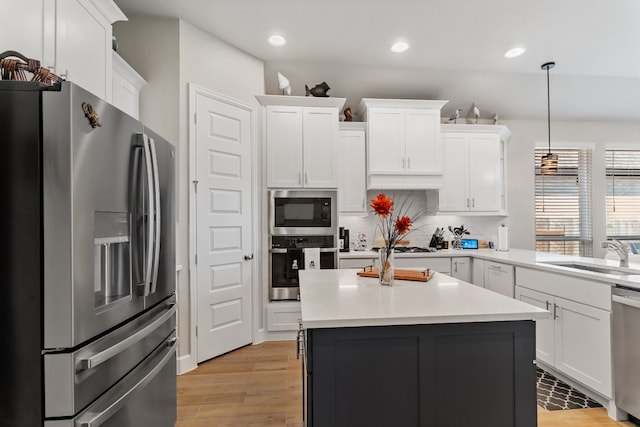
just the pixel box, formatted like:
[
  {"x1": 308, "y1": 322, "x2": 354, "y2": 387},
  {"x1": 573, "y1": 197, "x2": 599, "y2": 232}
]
[{"x1": 193, "y1": 179, "x2": 198, "y2": 193}]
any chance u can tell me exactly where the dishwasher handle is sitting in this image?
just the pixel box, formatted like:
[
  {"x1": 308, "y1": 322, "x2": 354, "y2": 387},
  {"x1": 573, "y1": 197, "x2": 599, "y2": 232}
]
[{"x1": 613, "y1": 294, "x2": 640, "y2": 310}]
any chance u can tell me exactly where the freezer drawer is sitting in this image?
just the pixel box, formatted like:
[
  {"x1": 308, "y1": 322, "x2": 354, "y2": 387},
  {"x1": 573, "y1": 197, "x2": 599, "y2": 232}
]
[
  {"x1": 44, "y1": 296, "x2": 176, "y2": 418},
  {"x1": 45, "y1": 330, "x2": 177, "y2": 427}
]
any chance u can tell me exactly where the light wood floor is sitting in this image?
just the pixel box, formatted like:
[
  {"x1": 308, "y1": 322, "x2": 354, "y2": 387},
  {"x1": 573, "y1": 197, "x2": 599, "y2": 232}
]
[{"x1": 177, "y1": 341, "x2": 636, "y2": 427}]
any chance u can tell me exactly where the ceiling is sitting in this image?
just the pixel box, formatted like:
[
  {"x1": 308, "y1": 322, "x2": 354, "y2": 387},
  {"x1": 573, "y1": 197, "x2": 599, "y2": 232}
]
[{"x1": 114, "y1": 0, "x2": 640, "y2": 122}]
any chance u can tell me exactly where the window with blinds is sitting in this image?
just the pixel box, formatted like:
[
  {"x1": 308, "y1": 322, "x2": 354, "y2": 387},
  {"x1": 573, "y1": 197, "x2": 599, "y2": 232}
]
[
  {"x1": 606, "y1": 149, "x2": 640, "y2": 241},
  {"x1": 535, "y1": 148, "x2": 593, "y2": 256}
]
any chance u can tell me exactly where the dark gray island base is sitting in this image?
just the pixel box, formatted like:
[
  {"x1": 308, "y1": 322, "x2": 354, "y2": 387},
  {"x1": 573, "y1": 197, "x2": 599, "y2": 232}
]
[{"x1": 304, "y1": 320, "x2": 536, "y2": 427}]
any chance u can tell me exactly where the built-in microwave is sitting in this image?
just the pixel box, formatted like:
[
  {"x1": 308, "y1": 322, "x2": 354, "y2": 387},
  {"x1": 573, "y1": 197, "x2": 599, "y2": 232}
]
[{"x1": 269, "y1": 190, "x2": 337, "y2": 236}]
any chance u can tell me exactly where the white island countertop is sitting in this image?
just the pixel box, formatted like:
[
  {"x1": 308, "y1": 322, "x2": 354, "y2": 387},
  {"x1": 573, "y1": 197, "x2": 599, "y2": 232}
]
[{"x1": 299, "y1": 269, "x2": 550, "y2": 329}]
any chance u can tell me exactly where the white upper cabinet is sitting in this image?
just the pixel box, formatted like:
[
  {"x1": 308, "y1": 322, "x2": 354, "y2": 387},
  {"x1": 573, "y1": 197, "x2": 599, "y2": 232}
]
[
  {"x1": 439, "y1": 125, "x2": 511, "y2": 215},
  {"x1": 1, "y1": 0, "x2": 126, "y2": 102},
  {"x1": 338, "y1": 123, "x2": 367, "y2": 215},
  {"x1": 257, "y1": 95, "x2": 345, "y2": 188},
  {"x1": 112, "y1": 51, "x2": 146, "y2": 119},
  {"x1": 357, "y1": 99, "x2": 448, "y2": 190}
]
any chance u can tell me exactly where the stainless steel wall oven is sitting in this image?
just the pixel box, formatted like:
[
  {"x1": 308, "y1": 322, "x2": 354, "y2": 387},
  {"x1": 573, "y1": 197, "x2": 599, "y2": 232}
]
[{"x1": 269, "y1": 235, "x2": 337, "y2": 301}]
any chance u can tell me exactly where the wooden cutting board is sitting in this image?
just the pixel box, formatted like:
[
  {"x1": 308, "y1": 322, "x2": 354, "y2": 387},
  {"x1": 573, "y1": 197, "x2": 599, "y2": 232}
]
[{"x1": 357, "y1": 268, "x2": 434, "y2": 282}]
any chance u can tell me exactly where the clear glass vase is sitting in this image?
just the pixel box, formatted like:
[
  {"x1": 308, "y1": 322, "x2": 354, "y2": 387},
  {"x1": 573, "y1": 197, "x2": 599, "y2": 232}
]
[{"x1": 378, "y1": 248, "x2": 395, "y2": 286}]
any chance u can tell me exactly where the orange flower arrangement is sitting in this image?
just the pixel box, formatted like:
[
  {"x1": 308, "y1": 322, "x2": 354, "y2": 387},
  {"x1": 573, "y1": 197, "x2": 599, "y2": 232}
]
[{"x1": 371, "y1": 193, "x2": 425, "y2": 284}]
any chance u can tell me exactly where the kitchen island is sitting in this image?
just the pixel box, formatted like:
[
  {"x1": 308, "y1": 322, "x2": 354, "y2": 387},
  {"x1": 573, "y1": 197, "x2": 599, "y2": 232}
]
[{"x1": 299, "y1": 269, "x2": 549, "y2": 427}]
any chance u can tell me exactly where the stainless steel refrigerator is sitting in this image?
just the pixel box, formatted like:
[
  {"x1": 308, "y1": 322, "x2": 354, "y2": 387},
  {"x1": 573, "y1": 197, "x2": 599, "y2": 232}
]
[{"x1": 0, "y1": 81, "x2": 177, "y2": 426}]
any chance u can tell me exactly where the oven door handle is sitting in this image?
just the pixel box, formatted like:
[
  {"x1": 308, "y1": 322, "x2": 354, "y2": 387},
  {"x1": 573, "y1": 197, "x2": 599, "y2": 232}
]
[
  {"x1": 269, "y1": 248, "x2": 337, "y2": 254},
  {"x1": 78, "y1": 304, "x2": 176, "y2": 371}
]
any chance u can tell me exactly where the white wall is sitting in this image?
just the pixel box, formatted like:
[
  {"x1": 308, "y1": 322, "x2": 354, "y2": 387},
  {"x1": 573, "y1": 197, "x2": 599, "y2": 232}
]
[{"x1": 114, "y1": 17, "x2": 265, "y2": 364}]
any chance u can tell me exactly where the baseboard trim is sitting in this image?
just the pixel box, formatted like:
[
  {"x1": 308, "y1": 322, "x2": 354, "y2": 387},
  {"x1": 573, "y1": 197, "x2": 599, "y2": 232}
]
[{"x1": 177, "y1": 353, "x2": 197, "y2": 375}]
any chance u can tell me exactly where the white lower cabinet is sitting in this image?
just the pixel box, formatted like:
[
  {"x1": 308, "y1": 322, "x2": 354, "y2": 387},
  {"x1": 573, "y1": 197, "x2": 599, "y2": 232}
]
[
  {"x1": 266, "y1": 302, "x2": 302, "y2": 332},
  {"x1": 472, "y1": 258, "x2": 485, "y2": 286},
  {"x1": 394, "y1": 257, "x2": 451, "y2": 275},
  {"x1": 339, "y1": 257, "x2": 377, "y2": 269},
  {"x1": 450, "y1": 257, "x2": 471, "y2": 282},
  {"x1": 515, "y1": 267, "x2": 612, "y2": 399},
  {"x1": 484, "y1": 261, "x2": 514, "y2": 297}
]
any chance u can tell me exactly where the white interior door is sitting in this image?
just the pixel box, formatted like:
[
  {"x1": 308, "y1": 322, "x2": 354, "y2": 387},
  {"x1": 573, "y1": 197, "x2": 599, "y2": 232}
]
[{"x1": 195, "y1": 93, "x2": 253, "y2": 362}]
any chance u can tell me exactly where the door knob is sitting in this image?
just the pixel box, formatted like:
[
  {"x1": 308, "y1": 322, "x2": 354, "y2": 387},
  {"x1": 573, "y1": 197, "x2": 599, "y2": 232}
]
[{"x1": 244, "y1": 254, "x2": 254, "y2": 261}]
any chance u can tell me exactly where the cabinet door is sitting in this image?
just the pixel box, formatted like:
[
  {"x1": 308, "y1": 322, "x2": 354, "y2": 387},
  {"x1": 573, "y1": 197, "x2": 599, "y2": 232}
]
[
  {"x1": 439, "y1": 133, "x2": 469, "y2": 211},
  {"x1": 338, "y1": 130, "x2": 366, "y2": 213},
  {"x1": 451, "y1": 257, "x2": 471, "y2": 282},
  {"x1": 303, "y1": 107, "x2": 338, "y2": 187},
  {"x1": 1, "y1": 0, "x2": 43, "y2": 61},
  {"x1": 395, "y1": 257, "x2": 451, "y2": 274},
  {"x1": 367, "y1": 108, "x2": 405, "y2": 173},
  {"x1": 554, "y1": 296, "x2": 612, "y2": 398},
  {"x1": 53, "y1": 0, "x2": 112, "y2": 100},
  {"x1": 469, "y1": 134, "x2": 502, "y2": 211},
  {"x1": 516, "y1": 286, "x2": 555, "y2": 365},
  {"x1": 471, "y1": 258, "x2": 485, "y2": 286},
  {"x1": 266, "y1": 105, "x2": 303, "y2": 187},
  {"x1": 484, "y1": 262, "x2": 514, "y2": 297},
  {"x1": 339, "y1": 258, "x2": 377, "y2": 269},
  {"x1": 404, "y1": 108, "x2": 441, "y2": 174}
]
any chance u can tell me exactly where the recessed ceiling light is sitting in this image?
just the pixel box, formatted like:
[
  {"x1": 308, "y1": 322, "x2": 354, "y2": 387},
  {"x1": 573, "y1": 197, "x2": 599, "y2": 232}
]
[
  {"x1": 390, "y1": 41, "x2": 409, "y2": 53},
  {"x1": 504, "y1": 47, "x2": 526, "y2": 58},
  {"x1": 268, "y1": 34, "x2": 287, "y2": 47}
]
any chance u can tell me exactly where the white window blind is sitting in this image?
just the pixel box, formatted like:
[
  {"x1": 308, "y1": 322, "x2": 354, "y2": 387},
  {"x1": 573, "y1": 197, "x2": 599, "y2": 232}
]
[
  {"x1": 606, "y1": 149, "x2": 640, "y2": 240},
  {"x1": 535, "y1": 148, "x2": 593, "y2": 256}
]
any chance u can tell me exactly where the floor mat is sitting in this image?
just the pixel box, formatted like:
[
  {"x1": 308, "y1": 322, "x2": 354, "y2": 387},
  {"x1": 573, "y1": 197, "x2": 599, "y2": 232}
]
[{"x1": 536, "y1": 368, "x2": 602, "y2": 411}]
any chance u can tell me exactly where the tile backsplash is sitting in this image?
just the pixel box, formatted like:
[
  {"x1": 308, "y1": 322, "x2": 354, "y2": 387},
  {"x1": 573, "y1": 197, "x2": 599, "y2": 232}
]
[{"x1": 339, "y1": 191, "x2": 508, "y2": 249}]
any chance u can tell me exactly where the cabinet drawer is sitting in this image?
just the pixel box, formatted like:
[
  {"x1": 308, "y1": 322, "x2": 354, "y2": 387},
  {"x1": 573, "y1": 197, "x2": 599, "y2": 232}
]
[
  {"x1": 267, "y1": 303, "x2": 302, "y2": 331},
  {"x1": 339, "y1": 258, "x2": 377, "y2": 269},
  {"x1": 394, "y1": 257, "x2": 451, "y2": 274},
  {"x1": 515, "y1": 267, "x2": 611, "y2": 311}
]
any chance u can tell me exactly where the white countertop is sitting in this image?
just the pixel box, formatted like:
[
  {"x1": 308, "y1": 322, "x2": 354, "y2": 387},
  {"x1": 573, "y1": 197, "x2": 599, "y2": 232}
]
[
  {"x1": 299, "y1": 269, "x2": 550, "y2": 329},
  {"x1": 340, "y1": 248, "x2": 640, "y2": 288}
]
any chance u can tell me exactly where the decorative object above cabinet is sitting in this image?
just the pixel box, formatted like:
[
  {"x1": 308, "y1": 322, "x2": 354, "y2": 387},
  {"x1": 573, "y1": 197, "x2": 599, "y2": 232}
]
[
  {"x1": 439, "y1": 124, "x2": 511, "y2": 216},
  {"x1": 256, "y1": 95, "x2": 346, "y2": 188},
  {"x1": 1, "y1": 0, "x2": 127, "y2": 102},
  {"x1": 356, "y1": 98, "x2": 448, "y2": 190}
]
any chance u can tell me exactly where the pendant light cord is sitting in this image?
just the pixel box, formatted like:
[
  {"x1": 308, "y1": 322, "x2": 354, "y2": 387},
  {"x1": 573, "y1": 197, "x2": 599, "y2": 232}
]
[{"x1": 546, "y1": 66, "x2": 551, "y2": 155}]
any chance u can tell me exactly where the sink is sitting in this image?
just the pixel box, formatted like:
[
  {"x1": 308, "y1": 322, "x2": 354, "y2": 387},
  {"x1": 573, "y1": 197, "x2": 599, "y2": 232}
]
[{"x1": 542, "y1": 261, "x2": 640, "y2": 276}]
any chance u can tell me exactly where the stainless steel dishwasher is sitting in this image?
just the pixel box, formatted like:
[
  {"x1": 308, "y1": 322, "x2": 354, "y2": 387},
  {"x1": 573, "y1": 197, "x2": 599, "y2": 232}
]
[{"x1": 612, "y1": 284, "x2": 640, "y2": 421}]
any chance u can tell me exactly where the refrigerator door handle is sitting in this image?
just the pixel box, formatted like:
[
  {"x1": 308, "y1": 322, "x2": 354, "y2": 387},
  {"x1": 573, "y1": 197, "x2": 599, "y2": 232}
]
[
  {"x1": 136, "y1": 134, "x2": 155, "y2": 297},
  {"x1": 78, "y1": 303, "x2": 176, "y2": 371},
  {"x1": 148, "y1": 136, "x2": 162, "y2": 295},
  {"x1": 76, "y1": 336, "x2": 177, "y2": 427}
]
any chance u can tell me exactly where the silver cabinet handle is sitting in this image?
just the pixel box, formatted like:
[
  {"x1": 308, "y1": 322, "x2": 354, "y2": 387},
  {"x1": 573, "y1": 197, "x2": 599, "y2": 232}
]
[
  {"x1": 553, "y1": 303, "x2": 559, "y2": 319},
  {"x1": 244, "y1": 254, "x2": 254, "y2": 261},
  {"x1": 298, "y1": 172, "x2": 302, "y2": 185},
  {"x1": 402, "y1": 157, "x2": 405, "y2": 168},
  {"x1": 467, "y1": 198, "x2": 470, "y2": 208},
  {"x1": 78, "y1": 304, "x2": 176, "y2": 371},
  {"x1": 454, "y1": 261, "x2": 458, "y2": 273},
  {"x1": 305, "y1": 172, "x2": 308, "y2": 184},
  {"x1": 472, "y1": 198, "x2": 475, "y2": 208},
  {"x1": 407, "y1": 158, "x2": 411, "y2": 169},
  {"x1": 545, "y1": 300, "x2": 550, "y2": 311}
]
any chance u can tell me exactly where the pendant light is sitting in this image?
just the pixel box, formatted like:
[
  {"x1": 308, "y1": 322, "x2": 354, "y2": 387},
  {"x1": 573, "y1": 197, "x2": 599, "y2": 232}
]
[{"x1": 541, "y1": 61, "x2": 558, "y2": 174}]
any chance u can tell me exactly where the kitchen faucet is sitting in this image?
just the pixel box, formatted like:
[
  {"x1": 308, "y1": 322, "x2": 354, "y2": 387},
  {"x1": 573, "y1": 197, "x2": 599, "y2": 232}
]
[{"x1": 601, "y1": 240, "x2": 630, "y2": 267}]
